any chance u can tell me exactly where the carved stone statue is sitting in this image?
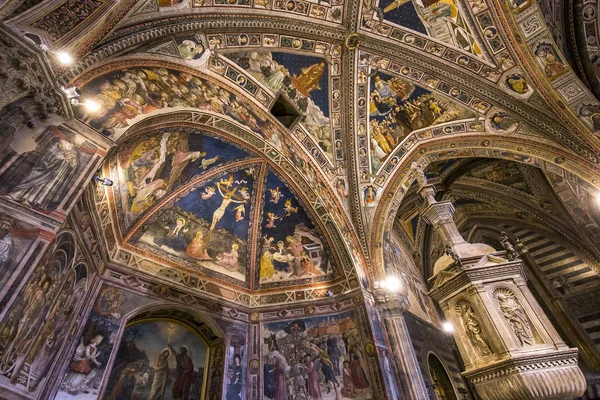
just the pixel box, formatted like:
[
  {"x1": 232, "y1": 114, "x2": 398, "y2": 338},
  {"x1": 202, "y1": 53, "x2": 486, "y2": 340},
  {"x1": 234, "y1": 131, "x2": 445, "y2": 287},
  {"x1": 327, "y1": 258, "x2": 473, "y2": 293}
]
[
  {"x1": 444, "y1": 244, "x2": 462, "y2": 267},
  {"x1": 410, "y1": 162, "x2": 428, "y2": 188},
  {"x1": 498, "y1": 231, "x2": 517, "y2": 261},
  {"x1": 455, "y1": 301, "x2": 493, "y2": 356},
  {"x1": 497, "y1": 291, "x2": 534, "y2": 346}
]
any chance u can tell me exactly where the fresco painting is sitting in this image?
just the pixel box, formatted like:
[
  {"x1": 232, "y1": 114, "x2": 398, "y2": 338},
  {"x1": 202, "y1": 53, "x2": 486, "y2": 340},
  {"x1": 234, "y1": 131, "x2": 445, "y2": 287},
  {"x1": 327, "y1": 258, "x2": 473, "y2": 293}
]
[
  {"x1": 0, "y1": 232, "x2": 88, "y2": 394},
  {"x1": 114, "y1": 129, "x2": 251, "y2": 229},
  {"x1": 370, "y1": 0, "x2": 483, "y2": 58},
  {"x1": 465, "y1": 160, "x2": 532, "y2": 194},
  {"x1": 263, "y1": 310, "x2": 372, "y2": 400},
  {"x1": 0, "y1": 212, "x2": 40, "y2": 297},
  {"x1": 226, "y1": 52, "x2": 332, "y2": 157},
  {"x1": 56, "y1": 285, "x2": 149, "y2": 400},
  {"x1": 132, "y1": 168, "x2": 257, "y2": 282},
  {"x1": 102, "y1": 321, "x2": 207, "y2": 400},
  {"x1": 258, "y1": 172, "x2": 331, "y2": 286},
  {"x1": 368, "y1": 72, "x2": 473, "y2": 170},
  {"x1": 0, "y1": 124, "x2": 98, "y2": 213},
  {"x1": 77, "y1": 66, "x2": 286, "y2": 145}
]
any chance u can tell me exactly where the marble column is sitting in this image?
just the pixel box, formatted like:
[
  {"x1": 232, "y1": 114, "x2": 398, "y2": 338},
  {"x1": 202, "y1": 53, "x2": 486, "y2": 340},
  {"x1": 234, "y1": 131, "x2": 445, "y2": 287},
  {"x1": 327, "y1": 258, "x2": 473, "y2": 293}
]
[
  {"x1": 411, "y1": 163, "x2": 586, "y2": 400},
  {"x1": 375, "y1": 289, "x2": 430, "y2": 400}
]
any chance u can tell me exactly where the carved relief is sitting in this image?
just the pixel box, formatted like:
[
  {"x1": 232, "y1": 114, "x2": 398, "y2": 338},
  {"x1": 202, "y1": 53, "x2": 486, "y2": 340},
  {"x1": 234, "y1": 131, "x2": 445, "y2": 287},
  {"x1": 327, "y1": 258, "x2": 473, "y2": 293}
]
[
  {"x1": 493, "y1": 287, "x2": 534, "y2": 346},
  {"x1": 454, "y1": 300, "x2": 493, "y2": 356}
]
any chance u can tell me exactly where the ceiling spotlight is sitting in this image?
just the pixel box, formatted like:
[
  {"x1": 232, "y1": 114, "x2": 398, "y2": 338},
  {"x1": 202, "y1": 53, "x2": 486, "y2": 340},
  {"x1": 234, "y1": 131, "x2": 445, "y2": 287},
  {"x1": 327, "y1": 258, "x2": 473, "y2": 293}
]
[
  {"x1": 385, "y1": 275, "x2": 401, "y2": 292},
  {"x1": 57, "y1": 52, "x2": 73, "y2": 65},
  {"x1": 84, "y1": 99, "x2": 101, "y2": 113},
  {"x1": 93, "y1": 175, "x2": 113, "y2": 186},
  {"x1": 442, "y1": 322, "x2": 455, "y2": 333}
]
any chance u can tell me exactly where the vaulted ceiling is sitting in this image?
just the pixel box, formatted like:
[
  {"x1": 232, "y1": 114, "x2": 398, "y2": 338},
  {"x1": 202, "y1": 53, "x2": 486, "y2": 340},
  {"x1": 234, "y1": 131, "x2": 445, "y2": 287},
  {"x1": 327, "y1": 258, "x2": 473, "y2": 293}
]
[{"x1": 4, "y1": 0, "x2": 600, "y2": 307}]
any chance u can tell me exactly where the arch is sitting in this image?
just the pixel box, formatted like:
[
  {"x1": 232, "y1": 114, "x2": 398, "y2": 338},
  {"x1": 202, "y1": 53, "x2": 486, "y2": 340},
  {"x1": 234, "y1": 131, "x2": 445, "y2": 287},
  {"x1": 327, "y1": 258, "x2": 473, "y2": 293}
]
[
  {"x1": 370, "y1": 132, "x2": 600, "y2": 278},
  {"x1": 426, "y1": 352, "x2": 459, "y2": 400},
  {"x1": 99, "y1": 303, "x2": 227, "y2": 400}
]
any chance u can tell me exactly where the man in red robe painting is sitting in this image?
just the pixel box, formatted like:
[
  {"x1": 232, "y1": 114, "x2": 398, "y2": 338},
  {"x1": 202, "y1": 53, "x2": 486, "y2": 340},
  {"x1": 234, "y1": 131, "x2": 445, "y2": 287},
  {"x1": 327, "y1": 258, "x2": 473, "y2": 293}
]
[{"x1": 168, "y1": 344, "x2": 194, "y2": 400}]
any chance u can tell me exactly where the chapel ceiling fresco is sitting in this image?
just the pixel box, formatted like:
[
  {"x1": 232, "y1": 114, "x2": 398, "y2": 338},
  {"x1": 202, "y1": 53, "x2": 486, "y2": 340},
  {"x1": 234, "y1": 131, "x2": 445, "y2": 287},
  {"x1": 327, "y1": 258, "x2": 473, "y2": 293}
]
[
  {"x1": 106, "y1": 128, "x2": 341, "y2": 291},
  {"x1": 8, "y1": 0, "x2": 600, "y2": 297}
]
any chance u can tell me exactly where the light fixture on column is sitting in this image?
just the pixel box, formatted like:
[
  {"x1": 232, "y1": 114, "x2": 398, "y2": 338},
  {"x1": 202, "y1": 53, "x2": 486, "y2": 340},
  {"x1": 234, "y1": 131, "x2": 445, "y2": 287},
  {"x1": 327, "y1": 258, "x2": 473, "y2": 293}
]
[
  {"x1": 83, "y1": 99, "x2": 100, "y2": 113},
  {"x1": 442, "y1": 321, "x2": 454, "y2": 333},
  {"x1": 62, "y1": 86, "x2": 81, "y2": 99},
  {"x1": 374, "y1": 275, "x2": 402, "y2": 292},
  {"x1": 69, "y1": 98, "x2": 101, "y2": 113},
  {"x1": 92, "y1": 175, "x2": 113, "y2": 186}
]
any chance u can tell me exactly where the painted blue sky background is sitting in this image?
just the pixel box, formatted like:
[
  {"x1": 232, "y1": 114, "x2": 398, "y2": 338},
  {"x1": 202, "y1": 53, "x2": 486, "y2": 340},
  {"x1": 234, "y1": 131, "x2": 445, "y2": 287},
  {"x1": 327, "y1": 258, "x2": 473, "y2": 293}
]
[
  {"x1": 260, "y1": 171, "x2": 319, "y2": 243},
  {"x1": 175, "y1": 170, "x2": 255, "y2": 239},
  {"x1": 272, "y1": 52, "x2": 330, "y2": 116},
  {"x1": 377, "y1": 0, "x2": 428, "y2": 34}
]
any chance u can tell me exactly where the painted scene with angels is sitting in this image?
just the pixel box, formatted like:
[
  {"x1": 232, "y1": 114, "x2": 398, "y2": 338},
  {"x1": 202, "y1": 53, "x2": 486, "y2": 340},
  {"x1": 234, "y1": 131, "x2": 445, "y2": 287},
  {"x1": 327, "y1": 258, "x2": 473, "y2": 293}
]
[{"x1": 109, "y1": 127, "x2": 335, "y2": 287}]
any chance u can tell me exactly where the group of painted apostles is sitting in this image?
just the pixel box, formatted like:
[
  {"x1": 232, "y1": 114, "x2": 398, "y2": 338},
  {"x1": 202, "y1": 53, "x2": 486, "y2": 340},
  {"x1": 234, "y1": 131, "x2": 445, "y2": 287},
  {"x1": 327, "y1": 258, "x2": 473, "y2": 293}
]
[{"x1": 264, "y1": 326, "x2": 369, "y2": 400}]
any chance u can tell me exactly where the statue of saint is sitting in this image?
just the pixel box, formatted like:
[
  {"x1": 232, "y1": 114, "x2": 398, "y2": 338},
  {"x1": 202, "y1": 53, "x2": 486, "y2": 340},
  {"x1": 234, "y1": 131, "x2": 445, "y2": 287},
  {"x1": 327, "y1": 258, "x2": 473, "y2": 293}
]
[
  {"x1": 456, "y1": 302, "x2": 493, "y2": 356},
  {"x1": 499, "y1": 232, "x2": 518, "y2": 261},
  {"x1": 497, "y1": 292, "x2": 534, "y2": 346}
]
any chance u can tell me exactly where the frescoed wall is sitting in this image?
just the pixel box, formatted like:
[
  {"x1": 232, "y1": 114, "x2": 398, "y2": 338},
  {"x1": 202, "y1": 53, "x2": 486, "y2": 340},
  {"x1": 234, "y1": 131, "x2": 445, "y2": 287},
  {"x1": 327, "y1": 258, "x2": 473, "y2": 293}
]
[
  {"x1": 226, "y1": 51, "x2": 332, "y2": 158},
  {"x1": 383, "y1": 232, "x2": 440, "y2": 326},
  {"x1": 0, "y1": 120, "x2": 105, "y2": 221},
  {"x1": 56, "y1": 286, "x2": 151, "y2": 400},
  {"x1": 0, "y1": 230, "x2": 93, "y2": 397},
  {"x1": 368, "y1": 72, "x2": 473, "y2": 171},
  {"x1": 257, "y1": 171, "x2": 332, "y2": 289},
  {"x1": 102, "y1": 321, "x2": 207, "y2": 400},
  {"x1": 0, "y1": 211, "x2": 41, "y2": 302},
  {"x1": 363, "y1": 0, "x2": 484, "y2": 59},
  {"x1": 104, "y1": 127, "x2": 340, "y2": 291},
  {"x1": 75, "y1": 65, "x2": 283, "y2": 146},
  {"x1": 262, "y1": 308, "x2": 374, "y2": 400},
  {"x1": 53, "y1": 284, "x2": 231, "y2": 400}
]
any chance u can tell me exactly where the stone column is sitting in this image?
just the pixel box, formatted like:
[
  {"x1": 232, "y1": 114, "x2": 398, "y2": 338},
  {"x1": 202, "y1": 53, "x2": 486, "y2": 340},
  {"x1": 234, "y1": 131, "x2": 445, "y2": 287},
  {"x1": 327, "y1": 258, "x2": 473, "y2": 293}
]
[
  {"x1": 410, "y1": 163, "x2": 586, "y2": 400},
  {"x1": 375, "y1": 289, "x2": 430, "y2": 400}
]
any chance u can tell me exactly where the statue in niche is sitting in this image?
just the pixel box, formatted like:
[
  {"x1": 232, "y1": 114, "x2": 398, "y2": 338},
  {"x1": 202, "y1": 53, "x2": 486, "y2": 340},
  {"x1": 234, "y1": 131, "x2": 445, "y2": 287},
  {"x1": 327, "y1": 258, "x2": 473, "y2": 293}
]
[
  {"x1": 499, "y1": 232, "x2": 518, "y2": 261},
  {"x1": 496, "y1": 289, "x2": 534, "y2": 346},
  {"x1": 455, "y1": 301, "x2": 493, "y2": 356}
]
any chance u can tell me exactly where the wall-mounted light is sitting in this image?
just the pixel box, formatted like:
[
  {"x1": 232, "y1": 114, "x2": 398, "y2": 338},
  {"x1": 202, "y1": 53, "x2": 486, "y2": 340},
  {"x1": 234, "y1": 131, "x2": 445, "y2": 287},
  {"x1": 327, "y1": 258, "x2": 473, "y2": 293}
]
[
  {"x1": 83, "y1": 99, "x2": 100, "y2": 113},
  {"x1": 57, "y1": 52, "x2": 73, "y2": 65},
  {"x1": 442, "y1": 321, "x2": 455, "y2": 333},
  {"x1": 93, "y1": 175, "x2": 113, "y2": 186},
  {"x1": 374, "y1": 275, "x2": 402, "y2": 292},
  {"x1": 69, "y1": 98, "x2": 101, "y2": 113},
  {"x1": 62, "y1": 86, "x2": 81, "y2": 99}
]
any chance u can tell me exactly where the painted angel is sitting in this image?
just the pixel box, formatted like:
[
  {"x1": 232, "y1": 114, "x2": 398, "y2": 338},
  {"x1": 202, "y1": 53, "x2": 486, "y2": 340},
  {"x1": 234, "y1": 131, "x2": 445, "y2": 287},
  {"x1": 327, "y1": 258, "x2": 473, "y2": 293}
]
[
  {"x1": 202, "y1": 186, "x2": 216, "y2": 200},
  {"x1": 265, "y1": 212, "x2": 281, "y2": 228},
  {"x1": 234, "y1": 204, "x2": 246, "y2": 222},
  {"x1": 282, "y1": 198, "x2": 298, "y2": 218},
  {"x1": 268, "y1": 187, "x2": 283, "y2": 204}
]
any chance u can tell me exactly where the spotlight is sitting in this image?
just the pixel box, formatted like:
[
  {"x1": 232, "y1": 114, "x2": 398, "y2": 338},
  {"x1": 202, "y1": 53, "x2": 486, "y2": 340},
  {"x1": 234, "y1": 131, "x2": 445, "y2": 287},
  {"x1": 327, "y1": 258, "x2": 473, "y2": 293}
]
[
  {"x1": 326, "y1": 290, "x2": 334, "y2": 298},
  {"x1": 62, "y1": 86, "x2": 81, "y2": 99},
  {"x1": 442, "y1": 322, "x2": 455, "y2": 333},
  {"x1": 385, "y1": 275, "x2": 401, "y2": 292},
  {"x1": 57, "y1": 52, "x2": 73, "y2": 65},
  {"x1": 84, "y1": 99, "x2": 101, "y2": 113},
  {"x1": 93, "y1": 175, "x2": 113, "y2": 186}
]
